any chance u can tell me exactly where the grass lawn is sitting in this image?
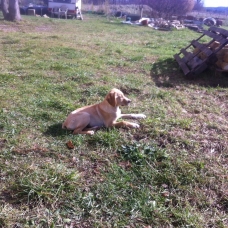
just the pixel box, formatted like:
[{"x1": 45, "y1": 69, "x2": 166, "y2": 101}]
[{"x1": 0, "y1": 13, "x2": 228, "y2": 227}]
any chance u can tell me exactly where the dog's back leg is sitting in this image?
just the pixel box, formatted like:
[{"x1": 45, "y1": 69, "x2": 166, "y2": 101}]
[
  {"x1": 73, "y1": 125, "x2": 100, "y2": 135},
  {"x1": 73, "y1": 128, "x2": 95, "y2": 135},
  {"x1": 110, "y1": 121, "x2": 140, "y2": 129},
  {"x1": 120, "y1": 114, "x2": 146, "y2": 119}
]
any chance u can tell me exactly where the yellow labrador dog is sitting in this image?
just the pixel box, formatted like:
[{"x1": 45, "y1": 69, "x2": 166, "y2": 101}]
[{"x1": 62, "y1": 88, "x2": 146, "y2": 135}]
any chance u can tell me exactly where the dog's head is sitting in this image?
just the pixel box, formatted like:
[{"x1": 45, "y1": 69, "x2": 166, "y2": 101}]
[{"x1": 105, "y1": 88, "x2": 131, "y2": 107}]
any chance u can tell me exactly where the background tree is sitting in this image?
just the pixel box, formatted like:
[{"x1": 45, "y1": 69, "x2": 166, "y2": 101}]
[
  {"x1": 147, "y1": 0, "x2": 195, "y2": 19},
  {"x1": 1, "y1": 0, "x2": 21, "y2": 21},
  {"x1": 193, "y1": 0, "x2": 204, "y2": 11},
  {"x1": 82, "y1": 0, "x2": 195, "y2": 18}
]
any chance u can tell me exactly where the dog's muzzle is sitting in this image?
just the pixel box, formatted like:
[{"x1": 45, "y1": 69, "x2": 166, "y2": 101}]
[{"x1": 125, "y1": 99, "x2": 131, "y2": 106}]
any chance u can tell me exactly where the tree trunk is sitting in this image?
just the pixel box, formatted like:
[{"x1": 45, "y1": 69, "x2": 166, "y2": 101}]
[
  {"x1": 1, "y1": 0, "x2": 21, "y2": 21},
  {"x1": 8, "y1": 0, "x2": 21, "y2": 21},
  {"x1": 1, "y1": 0, "x2": 9, "y2": 19}
]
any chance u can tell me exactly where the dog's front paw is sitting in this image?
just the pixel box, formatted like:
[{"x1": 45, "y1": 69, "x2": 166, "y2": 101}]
[
  {"x1": 134, "y1": 114, "x2": 146, "y2": 119},
  {"x1": 139, "y1": 114, "x2": 146, "y2": 119},
  {"x1": 88, "y1": 130, "x2": 95, "y2": 135},
  {"x1": 131, "y1": 123, "x2": 140, "y2": 128}
]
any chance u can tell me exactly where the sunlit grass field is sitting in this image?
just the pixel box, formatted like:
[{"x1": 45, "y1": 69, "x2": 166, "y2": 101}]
[{"x1": 0, "y1": 13, "x2": 228, "y2": 227}]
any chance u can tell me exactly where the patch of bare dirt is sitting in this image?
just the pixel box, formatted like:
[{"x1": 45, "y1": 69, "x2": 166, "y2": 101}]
[
  {"x1": 0, "y1": 24, "x2": 52, "y2": 33},
  {"x1": 119, "y1": 85, "x2": 141, "y2": 95},
  {"x1": 110, "y1": 65, "x2": 148, "y2": 76},
  {"x1": 0, "y1": 139, "x2": 7, "y2": 150},
  {"x1": 35, "y1": 26, "x2": 53, "y2": 32},
  {"x1": 0, "y1": 24, "x2": 20, "y2": 32}
]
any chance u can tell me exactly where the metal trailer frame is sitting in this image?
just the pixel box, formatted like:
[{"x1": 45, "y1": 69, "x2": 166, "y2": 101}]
[{"x1": 174, "y1": 26, "x2": 228, "y2": 78}]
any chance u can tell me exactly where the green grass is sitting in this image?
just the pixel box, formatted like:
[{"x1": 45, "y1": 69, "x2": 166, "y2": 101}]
[{"x1": 0, "y1": 13, "x2": 228, "y2": 227}]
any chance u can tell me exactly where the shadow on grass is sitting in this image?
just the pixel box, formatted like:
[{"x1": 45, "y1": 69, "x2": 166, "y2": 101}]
[
  {"x1": 44, "y1": 122, "x2": 70, "y2": 137},
  {"x1": 151, "y1": 58, "x2": 228, "y2": 88}
]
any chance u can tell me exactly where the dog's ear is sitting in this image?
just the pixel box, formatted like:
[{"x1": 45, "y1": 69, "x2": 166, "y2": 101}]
[{"x1": 106, "y1": 92, "x2": 117, "y2": 107}]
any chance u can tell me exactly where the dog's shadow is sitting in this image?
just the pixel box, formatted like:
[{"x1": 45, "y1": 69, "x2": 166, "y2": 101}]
[{"x1": 44, "y1": 123, "x2": 70, "y2": 137}]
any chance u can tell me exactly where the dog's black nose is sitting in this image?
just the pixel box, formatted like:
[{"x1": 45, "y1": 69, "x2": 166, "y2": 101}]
[{"x1": 127, "y1": 99, "x2": 131, "y2": 103}]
